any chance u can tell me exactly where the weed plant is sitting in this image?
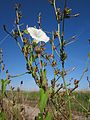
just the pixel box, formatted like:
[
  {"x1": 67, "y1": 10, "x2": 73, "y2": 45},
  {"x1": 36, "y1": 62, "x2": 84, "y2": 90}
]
[{"x1": 0, "y1": 0, "x2": 90, "y2": 120}]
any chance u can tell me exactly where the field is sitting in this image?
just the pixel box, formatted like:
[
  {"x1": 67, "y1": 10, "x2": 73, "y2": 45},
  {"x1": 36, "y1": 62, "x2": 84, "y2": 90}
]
[
  {"x1": 21, "y1": 90, "x2": 90, "y2": 120},
  {"x1": 0, "y1": 90, "x2": 89, "y2": 120},
  {"x1": 20, "y1": 90, "x2": 90, "y2": 110}
]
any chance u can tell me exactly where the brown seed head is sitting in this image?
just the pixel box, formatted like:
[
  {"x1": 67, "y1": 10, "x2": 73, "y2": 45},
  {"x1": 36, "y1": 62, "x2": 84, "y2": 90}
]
[
  {"x1": 74, "y1": 79, "x2": 79, "y2": 85},
  {"x1": 53, "y1": 45, "x2": 56, "y2": 50},
  {"x1": 52, "y1": 60, "x2": 56, "y2": 67},
  {"x1": 54, "y1": 31, "x2": 58, "y2": 38},
  {"x1": 35, "y1": 47, "x2": 42, "y2": 54},
  {"x1": 54, "y1": 69, "x2": 59, "y2": 75},
  {"x1": 23, "y1": 38, "x2": 28, "y2": 44}
]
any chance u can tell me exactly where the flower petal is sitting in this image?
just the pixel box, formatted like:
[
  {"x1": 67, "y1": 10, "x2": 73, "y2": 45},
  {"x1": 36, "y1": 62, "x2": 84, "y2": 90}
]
[
  {"x1": 27, "y1": 27, "x2": 49, "y2": 43},
  {"x1": 38, "y1": 29, "x2": 49, "y2": 43}
]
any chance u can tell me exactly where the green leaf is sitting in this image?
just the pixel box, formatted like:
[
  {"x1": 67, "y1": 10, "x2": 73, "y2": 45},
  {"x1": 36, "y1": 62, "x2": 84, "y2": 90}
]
[
  {"x1": 42, "y1": 69, "x2": 47, "y2": 86},
  {"x1": 39, "y1": 88, "x2": 48, "y2": 113},
  {"x1": 45, "y1": 113, "x2": 52, "y2": 120},
  {"x1": 1, "y1": 79, "x2": 9, "y2": 95},
  {"x1": 24, "y1": 30, "x2": 29, "y2": 34},
  {"x1": 0, "y1": 111, "x2": 5, "y2": 120}
]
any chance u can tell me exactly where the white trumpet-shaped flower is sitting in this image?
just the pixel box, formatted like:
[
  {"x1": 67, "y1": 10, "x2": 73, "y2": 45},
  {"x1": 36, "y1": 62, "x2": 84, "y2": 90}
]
[{"x1": 27, "y1": 27, "x2": 49, "y2": 43}]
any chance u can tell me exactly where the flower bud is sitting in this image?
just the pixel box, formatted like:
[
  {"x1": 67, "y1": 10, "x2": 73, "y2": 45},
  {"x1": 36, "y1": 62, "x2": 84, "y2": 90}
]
[
  {"x1": 52, "y1": 60, "x2": 56, "y2": 67},
  {"x1": 23, "y1": 38, "x2": 28, "y2": 44},
  {"x1": 53, "y1": 45, "x2": 56, "y2": 50},
  {"x1": 35, "y1": 47, "x2": 42, "y2": 54},
  {"x1": 56, "y1": 8, "x2": 62, "y2": 22},
  {"x1": 54, "y1": 69, "x2": 59, "y2": 75},
  {"x1": 54, "y1": 31, "x2": 58, "y2": 38},
  {"x1": 74, "y1": 79, "x2": 79, "y2": 85}
]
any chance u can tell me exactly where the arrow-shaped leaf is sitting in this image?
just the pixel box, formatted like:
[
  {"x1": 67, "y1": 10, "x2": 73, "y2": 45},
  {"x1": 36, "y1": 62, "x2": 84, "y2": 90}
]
[{"x1": 39, "y1": 88, "x2": 48, "y2": 113}]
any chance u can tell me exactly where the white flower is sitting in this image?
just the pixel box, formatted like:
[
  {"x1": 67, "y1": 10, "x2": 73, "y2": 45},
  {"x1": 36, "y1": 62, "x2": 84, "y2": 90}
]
[{"x1": 27, "y1": 27, "x2": 49, "y2": 43}]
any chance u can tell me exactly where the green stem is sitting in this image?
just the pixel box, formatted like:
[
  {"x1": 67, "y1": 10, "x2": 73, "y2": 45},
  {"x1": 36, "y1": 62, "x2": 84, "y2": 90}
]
[
  {"x1": 17, "y1": 25, "x2": 23, "y2": 42},
  {"x1": 72, "y1": 96, "x2": 89, "y2": 113},
  {"x1": 10, "y1": 71, "x2": 29, "y2": 78},
  {"x1": 57, "y1": 3, "x2": 72, "y2": 120},
  {"x1": 52, "y1": 31, "x2": 54, "y2": 60},
  {"x1": 51, "y1": 99, "x2": 68, "y2": 120},
  {"x1": 53, "y1": 0, "x2": 57, "y2": 16},
  {"x1": 79, "y1": 58, "x2": 89, "y2": 82},
  {"x1": 38, "y1": 54, "x2": 42, "y2": 69},
  {"x1": 52, "y1": 31, "x2": 60, "y2": 57},
  {"x1": 62, "y1": 67, "x2": 72, "y2": 120},
  {"x1": 58, "y1": 23, "x2": 61, "y2": 45}
]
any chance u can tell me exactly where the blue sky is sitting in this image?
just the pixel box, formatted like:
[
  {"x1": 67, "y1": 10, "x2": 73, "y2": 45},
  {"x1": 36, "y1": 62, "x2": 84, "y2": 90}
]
[{"x1": 0, "y1": 0, "x2": 90, "y2": 90}]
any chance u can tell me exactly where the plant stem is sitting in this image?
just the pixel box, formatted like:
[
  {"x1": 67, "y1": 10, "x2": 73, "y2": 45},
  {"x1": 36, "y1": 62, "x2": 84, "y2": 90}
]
[
  {"x1": 57, "y1": 1, "x2": 72, "y2": 119},
  {"x1": 53, "y1": 0, "x2": 57, "y2": 17},
  {"x1": 79, "y1": 58, "x2": 89, "y2": 82},
  {"x1": 62, "y1": 67, "x2": 72, "y2": 120},
  {"x1": 72, "y1": 96, "x2": 89, "y2": 113},
  {"x1": 51, "y1": 99, "x2": 68, "y2": 120},
  {"x1": 17, "y1": 25, "x2": 23, "y2": 42},
  {"x1": 38, "y1": 54, "x2": 42, "y2": 69},
  {"x1": 58, "y1": 23, "x2": 61, "y2": 45},
  {"x1": 10, "y1": 71, "x2": 29, "y2": 78}
]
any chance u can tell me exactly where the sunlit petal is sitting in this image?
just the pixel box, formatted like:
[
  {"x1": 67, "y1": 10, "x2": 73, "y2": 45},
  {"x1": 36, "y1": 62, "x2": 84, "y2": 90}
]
[{"x1": 27, "y1": 27, "x2": 49, "y2": 43}]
